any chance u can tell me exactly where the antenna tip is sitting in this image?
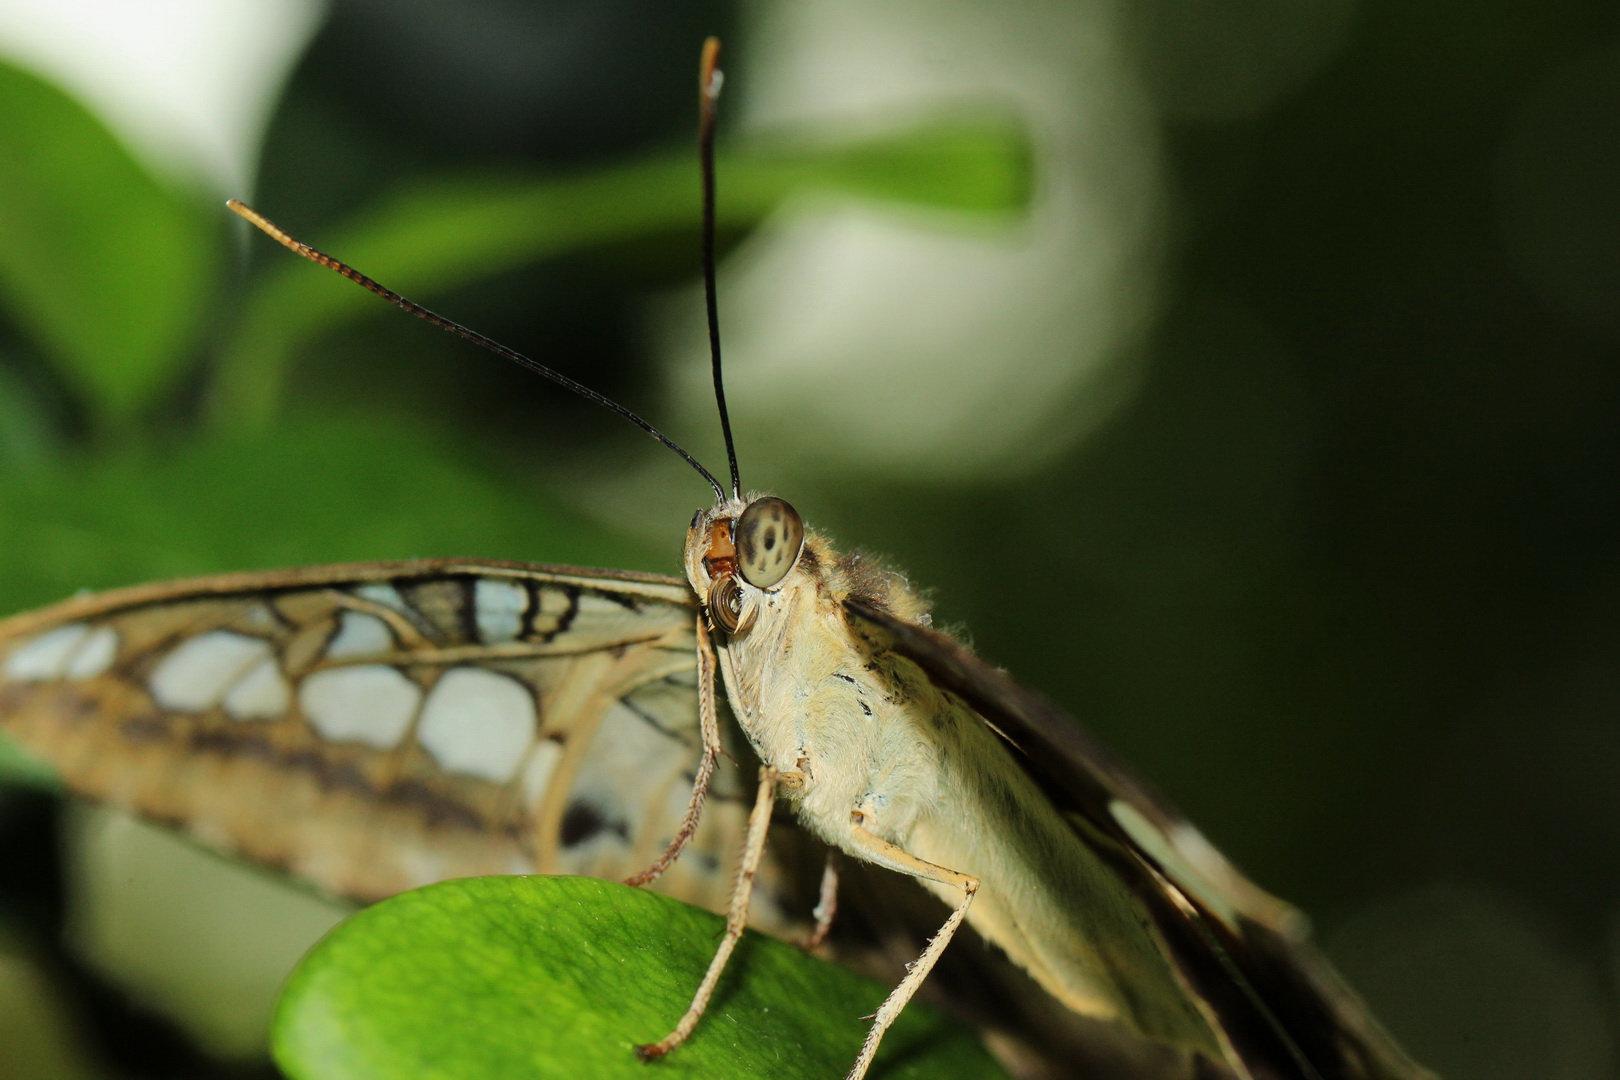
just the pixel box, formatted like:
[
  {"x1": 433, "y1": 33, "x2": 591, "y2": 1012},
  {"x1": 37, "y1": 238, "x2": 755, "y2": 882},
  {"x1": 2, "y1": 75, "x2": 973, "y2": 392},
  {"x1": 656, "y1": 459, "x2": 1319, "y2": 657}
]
[
  {"x1": 225, "y1": 199, "x2": 271, "y2": 234},
  {"x1": 700, "y1": 37, "x2": 723, "y2": 102}
]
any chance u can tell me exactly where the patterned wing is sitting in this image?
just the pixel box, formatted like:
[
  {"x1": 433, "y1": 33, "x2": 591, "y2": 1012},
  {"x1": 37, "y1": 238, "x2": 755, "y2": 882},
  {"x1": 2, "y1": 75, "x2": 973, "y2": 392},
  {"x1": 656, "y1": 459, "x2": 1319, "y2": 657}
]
[
  {"x1": 842, "y1": 597, "x2": 1435, "y2": 1080},
  {"x1": 0, "y1": 560, "x2": 773, "y2": 925}
]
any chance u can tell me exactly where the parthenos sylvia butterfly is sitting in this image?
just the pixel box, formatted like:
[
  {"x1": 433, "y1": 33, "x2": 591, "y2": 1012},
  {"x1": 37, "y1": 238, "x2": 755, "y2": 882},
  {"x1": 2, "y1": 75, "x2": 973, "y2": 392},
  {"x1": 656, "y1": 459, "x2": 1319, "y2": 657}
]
[{"x1": 0, "y1": 38, "x2": 1433, "y2": 1080}]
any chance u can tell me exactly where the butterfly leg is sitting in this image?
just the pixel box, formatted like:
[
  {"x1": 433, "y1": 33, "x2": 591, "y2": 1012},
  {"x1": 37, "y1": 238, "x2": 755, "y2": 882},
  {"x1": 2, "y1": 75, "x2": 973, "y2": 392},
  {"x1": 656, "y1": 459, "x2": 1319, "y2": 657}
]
[
  {"x1": 841, "y1": 813, "x2": 979, "y2": 1080},
  {"x1": 636, "y1": 763, "x2": 780, "y2": 1061},
  {"x1": 624, "y1": 614, "x2": 724, "y2": 888},
  {"x1": 799, "y1": 849, "x2": 840, "y2": 951}
]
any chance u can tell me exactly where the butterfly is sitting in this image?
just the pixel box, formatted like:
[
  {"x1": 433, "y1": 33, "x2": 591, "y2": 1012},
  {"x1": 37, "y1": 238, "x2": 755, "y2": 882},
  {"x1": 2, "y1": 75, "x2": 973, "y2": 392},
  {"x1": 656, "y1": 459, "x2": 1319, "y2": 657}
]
[{"x1": 0, "y1": 38, "x2": 1433, "y2": 1080}]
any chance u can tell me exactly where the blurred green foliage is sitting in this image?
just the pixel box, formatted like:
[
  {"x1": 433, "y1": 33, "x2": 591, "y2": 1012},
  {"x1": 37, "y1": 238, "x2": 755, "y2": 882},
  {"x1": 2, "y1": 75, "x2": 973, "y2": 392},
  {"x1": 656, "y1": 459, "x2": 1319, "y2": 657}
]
[
  {"x1": 0, "y1": 54, "x2": 1027, "y2": 611},
  {"x1": 214, "y1": 118, "x2": 1027, "y2": 432},
  {"x1": 0, "y1": 64, "x2": 216, "y2": 427}
]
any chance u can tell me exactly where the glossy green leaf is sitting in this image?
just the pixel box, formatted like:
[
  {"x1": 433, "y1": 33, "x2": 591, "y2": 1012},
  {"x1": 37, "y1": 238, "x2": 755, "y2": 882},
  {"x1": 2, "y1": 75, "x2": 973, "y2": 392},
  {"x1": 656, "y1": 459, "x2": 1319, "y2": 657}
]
[
  {"x1": 274, "y1": 875, "x2": 1005, "y2": 1080},
  {"x1": 0, "y1": 61, "x2": 217, "y2": 425},
  {"x1": 212, "y1": 115, "x2": 1029, "y2": 432}
]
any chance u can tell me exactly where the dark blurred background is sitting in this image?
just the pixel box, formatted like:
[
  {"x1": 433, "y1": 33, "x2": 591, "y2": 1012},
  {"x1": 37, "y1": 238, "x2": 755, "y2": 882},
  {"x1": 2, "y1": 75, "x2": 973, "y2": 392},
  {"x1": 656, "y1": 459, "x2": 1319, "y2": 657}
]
[{"x1": 1, "y1": 2, "x2": 1617, "y2": 1078}]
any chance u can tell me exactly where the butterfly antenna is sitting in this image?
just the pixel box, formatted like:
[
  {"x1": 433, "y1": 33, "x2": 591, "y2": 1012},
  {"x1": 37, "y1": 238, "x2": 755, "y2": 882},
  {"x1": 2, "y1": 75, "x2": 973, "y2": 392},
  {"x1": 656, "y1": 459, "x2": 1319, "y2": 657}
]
[
  {"x1": 699, "y1": 37, "x2": 742, "y2": 501},
  {"x1": 226, "y1": 199, "x2": 727, "y2": 501}
]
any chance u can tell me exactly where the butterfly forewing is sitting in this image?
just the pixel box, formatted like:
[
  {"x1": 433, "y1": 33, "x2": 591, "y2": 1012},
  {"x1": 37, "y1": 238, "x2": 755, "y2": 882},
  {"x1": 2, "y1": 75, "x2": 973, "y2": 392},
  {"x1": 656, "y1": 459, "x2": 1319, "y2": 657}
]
[{"x1": 0, "y1": 560, "x2": 765, "y2": 922}]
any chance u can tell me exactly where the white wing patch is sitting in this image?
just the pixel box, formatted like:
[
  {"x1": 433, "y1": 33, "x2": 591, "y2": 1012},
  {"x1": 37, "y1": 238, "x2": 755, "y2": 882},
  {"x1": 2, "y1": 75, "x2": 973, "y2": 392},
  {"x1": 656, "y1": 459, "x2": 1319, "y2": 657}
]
[
  {"x1": 240, "y1": 603, "x2": 277, "y2": 630},
  {"x1": 299, "y1": 664, "x2": 421, "y2": 748},
  {"x1": 327, "y1": 610, "x2": 395, "y2": 658},
  {"x1": 65, "y1": 626, "x2": 120, "y2": 679},
  {"x1": 353, "y1": 583, "x2": 411, "y2": 615},
  {"x1": 416, "y1": 667, "x2": 537, "y2": 782},
  {"x1": 223, "y1": 657, "x2": 292, "y2": 720},
  {"x1": 473, "y1": 579, "x2": 526, "y2": 643},
  {"x1": 4, "y1": 623, "x2": 92, "y2": 680},
  {"x1": 149, "y1": 631, "x2": 273, "y2": 712}
]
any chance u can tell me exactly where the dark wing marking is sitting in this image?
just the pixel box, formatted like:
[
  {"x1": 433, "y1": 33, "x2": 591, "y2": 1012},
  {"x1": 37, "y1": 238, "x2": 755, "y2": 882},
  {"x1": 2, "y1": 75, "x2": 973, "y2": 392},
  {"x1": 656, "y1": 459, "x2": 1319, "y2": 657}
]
[{"x1": 843, "y1": 597, "x2": 1435, "y2": 1080}]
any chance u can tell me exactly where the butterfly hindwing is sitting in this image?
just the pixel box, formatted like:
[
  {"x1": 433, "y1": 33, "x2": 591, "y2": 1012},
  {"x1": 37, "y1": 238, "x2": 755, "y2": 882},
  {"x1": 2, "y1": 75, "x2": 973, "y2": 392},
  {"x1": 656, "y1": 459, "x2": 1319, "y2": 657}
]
[{"x1": 0, "y1": 560, "x2": 757, "y2": 918}]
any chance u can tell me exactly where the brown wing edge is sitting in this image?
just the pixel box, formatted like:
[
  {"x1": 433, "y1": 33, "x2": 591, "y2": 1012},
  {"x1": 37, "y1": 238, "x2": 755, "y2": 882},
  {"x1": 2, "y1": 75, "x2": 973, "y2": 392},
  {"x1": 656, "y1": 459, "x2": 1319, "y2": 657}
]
[
  {"x1": 843, "y1": 597, "x2": 1436, "y2": 1080},
  {"x1": 0, "y1": 558, "x2": 689, "y2": 636}
]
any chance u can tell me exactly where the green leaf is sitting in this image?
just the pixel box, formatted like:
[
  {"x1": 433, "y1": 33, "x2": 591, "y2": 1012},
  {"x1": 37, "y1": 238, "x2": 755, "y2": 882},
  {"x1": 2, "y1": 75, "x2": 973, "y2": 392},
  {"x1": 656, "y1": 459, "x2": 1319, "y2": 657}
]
[
  {"x1": 0, "y1": 61, "x2": 217, "y2": 426},
  {"x1": 0, "y1": 359, "x2": 62, "y2": 472},
  {"x1": 212, "y1": 115, "x2": 1029, "y2": 432},
  {"x1": 273, "y1": 875, "x2": 1006, "y2": 1080},
  {"x1": 0, "y1": 415, "x2": 661, "y2": 617},
  {"x1": 744, "y1": 113, "x2": 1033, "y2": 215}
]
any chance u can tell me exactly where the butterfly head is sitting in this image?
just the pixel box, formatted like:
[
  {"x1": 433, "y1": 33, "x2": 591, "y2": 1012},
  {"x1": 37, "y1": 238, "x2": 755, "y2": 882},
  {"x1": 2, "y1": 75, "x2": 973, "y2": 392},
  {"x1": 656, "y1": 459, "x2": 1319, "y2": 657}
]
[{"x1": 684, "y1": 495, "x2": 807, "y2": 636}]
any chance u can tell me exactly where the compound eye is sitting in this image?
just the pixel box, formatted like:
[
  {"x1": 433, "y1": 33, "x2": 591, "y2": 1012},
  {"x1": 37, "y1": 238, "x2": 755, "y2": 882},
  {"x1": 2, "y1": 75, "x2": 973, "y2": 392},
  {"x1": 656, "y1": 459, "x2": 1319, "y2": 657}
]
[{"x1": 735, "y1": 497, "x2": 804, "y2": 589}]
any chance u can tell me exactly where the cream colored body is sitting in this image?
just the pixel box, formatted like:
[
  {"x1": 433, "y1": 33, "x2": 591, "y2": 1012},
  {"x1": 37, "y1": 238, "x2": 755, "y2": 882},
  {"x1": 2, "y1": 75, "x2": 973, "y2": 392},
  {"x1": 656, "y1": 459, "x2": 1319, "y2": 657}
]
[{"x1": 684, "y1": 499, "x2": 1236, "y2": 1072}]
